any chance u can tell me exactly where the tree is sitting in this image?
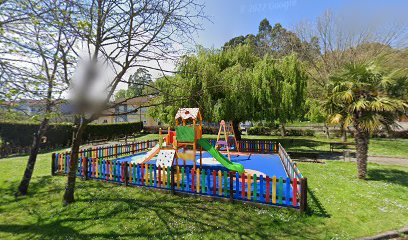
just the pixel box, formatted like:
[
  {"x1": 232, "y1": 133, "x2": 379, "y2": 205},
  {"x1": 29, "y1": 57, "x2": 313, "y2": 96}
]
[
  {"x1": 327, "y1": 63, "x2": 407, "y2": 179},
  {"x1": 150, "y1": 45, "x2": 307, "y2": 138},
  {"x1": 115, "y1": 68, "x2": 153, "y2": 99},
  {"x1": 149, "y1": 45, "x2": 259, "y2": 140},
  {"x1": 223, "y1": 34, "x2": 257, "y2": 50},
  {"x1": 252, "y1": 54, "x2": 307, "y2": 136},
  {"x1": 295, "y1": 10, "x2": 408, "y2": 137},
  {"x1": 223, "y1": 18, "x2": 318, "y2": 61},
  {"x1": 62, "y1": 0, "x2": 205, "y2": 204},
  {"x1": 1, "y1": 0, "x2": 75, "y2": 196}
]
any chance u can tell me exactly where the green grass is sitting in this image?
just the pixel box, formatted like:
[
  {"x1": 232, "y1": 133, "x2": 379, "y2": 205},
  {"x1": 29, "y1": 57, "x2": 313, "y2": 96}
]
[
  {"x1": 118, "y1": 133, "x2": 408, "y2": 158},
  {"x1": 0, "y1": 151, "x2": 407, "y2": 239},
  {"x1": 367, "y1": 138, "x2": 408, "y2": 158},
  {"x1": 205, "y1": 134, "x2": 408, "y2": 158}
]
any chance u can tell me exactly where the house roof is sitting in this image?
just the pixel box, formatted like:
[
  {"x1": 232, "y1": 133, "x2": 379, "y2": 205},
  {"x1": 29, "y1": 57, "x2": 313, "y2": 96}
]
[
  {"x1": 115, "y1": 96, "x2": 153, "y2": 105},
  {"x1": 175, "y1": 108, "x2": 201, "y2": 120}
]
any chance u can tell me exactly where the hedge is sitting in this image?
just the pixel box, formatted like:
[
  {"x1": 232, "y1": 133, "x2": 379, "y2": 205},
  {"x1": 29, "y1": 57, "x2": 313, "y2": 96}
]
[
  {"x1": 247, "y1": 126, "x2": 315, "y2": 136},
  {"x1": 143, "y1": 125, "x2": 219, "y2": 135},
  {"x1": 83, "y1": 122, "x2": 143, "y2": 141},
  {"x1": 0, "y1": 122, "x2": 143, "y2": 148}
]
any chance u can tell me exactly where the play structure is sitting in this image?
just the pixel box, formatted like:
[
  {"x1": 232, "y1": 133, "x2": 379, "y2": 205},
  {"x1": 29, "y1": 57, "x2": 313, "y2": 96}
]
[
  {"x1": 131, "y1": 108, "x2": 245, "y2": 173},
  {"x1": 51, "y1": 107, "x2": 307, "y2": 211}
]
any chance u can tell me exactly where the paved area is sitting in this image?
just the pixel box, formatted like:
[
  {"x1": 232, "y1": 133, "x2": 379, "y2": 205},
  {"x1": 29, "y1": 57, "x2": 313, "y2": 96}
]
[
  {"x1": 366, "y1": 156, "x2": 408, "y2": 167},
  {"x1": 294, "y1": 153, "x2": 408, "y2": 167}
]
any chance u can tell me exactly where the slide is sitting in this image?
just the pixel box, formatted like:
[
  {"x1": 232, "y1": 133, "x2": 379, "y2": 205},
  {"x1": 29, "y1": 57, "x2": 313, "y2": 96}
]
[
  {"x1": 131, "y1": 144, "x2": 160, "y2": 164},
  {"x1": 197, "y1": 138, "x2": 244, "y2": 173}
]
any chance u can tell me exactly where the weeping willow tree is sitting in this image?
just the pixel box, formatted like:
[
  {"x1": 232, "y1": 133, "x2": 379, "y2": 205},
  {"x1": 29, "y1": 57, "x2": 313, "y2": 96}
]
[
  {"x1": 149, "y1": 45, "x2": 307, "y2": 138},
  {"x1": 252, "y1": 54, "x2": 307, "y2": 136},
  {"x1": 150, "y1": 45, "x2": 259, "y2": 139}
]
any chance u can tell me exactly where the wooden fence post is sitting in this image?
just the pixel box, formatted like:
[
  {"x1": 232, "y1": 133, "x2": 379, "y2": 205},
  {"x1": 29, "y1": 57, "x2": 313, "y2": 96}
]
[
  {"x1": 51, "y1": 153, "x2": 56, "y2": 176},
  {"x1": 300, "y1": 178, "x2": 307, "y2": 213},
  {"x1": 229, "y1": 172, "x2": 234, "y2": 202},
  {"x1": 124, "y1": 162, "x2": 129, "y2": 187},
  {"x1": 171, "y1": 165, "x2": 175, "y2": 194}
]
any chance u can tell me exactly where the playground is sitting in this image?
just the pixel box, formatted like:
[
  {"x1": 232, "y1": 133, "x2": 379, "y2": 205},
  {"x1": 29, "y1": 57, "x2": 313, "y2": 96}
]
[{"x1": 52, "y1": 108, "x2": 306, "y2": 210}]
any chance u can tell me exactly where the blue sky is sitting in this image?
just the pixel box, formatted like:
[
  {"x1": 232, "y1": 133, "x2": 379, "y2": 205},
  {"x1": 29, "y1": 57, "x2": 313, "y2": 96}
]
[{"x1": 196, "y1": 0, "x2": 408, "y2": 48}]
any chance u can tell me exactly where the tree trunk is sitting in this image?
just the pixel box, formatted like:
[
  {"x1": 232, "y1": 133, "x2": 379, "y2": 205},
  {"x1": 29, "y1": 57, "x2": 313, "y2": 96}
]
[
  {"x1": 16, "y1": 118, "x2": 49, "y2": 196},
  {"x1": 354, "y1": 122, "x2": 369, "y2": 179},
  {"x1": 340, "y1": 123, "x2": 347, "y2": 142},
  {"x1": 280, "y1": 122, "x2": 286, "y2": 137},
  {"x1": 63, "y1": 120, "x2": 87, "y2": 205},
  {"x1": 231, "y1": 120, "x2": 241, "y2": 141},
  {"x1": 324, "y1": 122, "x2": 330, "y2": 139}
]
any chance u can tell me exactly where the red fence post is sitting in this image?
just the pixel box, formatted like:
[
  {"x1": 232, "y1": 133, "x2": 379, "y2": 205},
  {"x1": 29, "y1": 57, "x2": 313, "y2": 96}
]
[
  {"x1": 241, "y1": 173, "x2": 245, "y2": 199},
  {"x1": 292, "y1": 178, "x2": 298, "y2": 207},
  {"x1": 300, "y1": 178, "x2": 307, "y2": 213},
  {"x1": 266, "y1": 176, "x2": 270, "y2": 203}
]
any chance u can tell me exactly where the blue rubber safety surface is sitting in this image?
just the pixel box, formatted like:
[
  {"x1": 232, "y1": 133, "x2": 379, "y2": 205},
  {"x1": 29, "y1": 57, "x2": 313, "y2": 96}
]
[{"x1": 116, "y1": 151, "x2": 288, "y2": 179}]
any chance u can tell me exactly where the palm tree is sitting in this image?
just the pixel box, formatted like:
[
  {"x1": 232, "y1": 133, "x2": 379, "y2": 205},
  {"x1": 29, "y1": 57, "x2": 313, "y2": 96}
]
[{"x1": 327, "y1": 63, "x2": 407, "y2": 179}]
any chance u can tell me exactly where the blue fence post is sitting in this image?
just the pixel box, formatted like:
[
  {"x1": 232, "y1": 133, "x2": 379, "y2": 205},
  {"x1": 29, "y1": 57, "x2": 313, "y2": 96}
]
[
  {"x1": 206, "y1": 169, "x2": 211, "y2": 195},
  {"x1": 88, "y1": 158, "x2": 92, "y2": 178},
  {"x1": 154, "y1": 165, "x2": 157, "y2": 187},
  {"x1": 137, "y1": 164, "x2": 141, "y2": 185},
  {"x1": 186, "y1": 167, "x2": 190, "y2": 192},
  {"x1": 235, "y1": 172, "x2": 239, "y2": 199},
  {"x1": 259, "y1": 175, "x2": 264, "y2": 202}
]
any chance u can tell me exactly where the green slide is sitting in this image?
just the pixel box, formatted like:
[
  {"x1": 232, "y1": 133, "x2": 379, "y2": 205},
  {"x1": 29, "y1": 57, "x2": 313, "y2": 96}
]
[{"x1": 197, "y1": 138, "x2": 245, "y2": 173}]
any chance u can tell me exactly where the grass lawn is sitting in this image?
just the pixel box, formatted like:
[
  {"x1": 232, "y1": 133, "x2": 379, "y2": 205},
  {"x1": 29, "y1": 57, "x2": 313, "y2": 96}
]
[
  {"x1": 125, "y1": 133, "x2": 408, "y2": 158},
  {"x1": 238, "y1": 135, "x2": 408, "y2": 158},
  {"x1": 157, "y1": 133, "x2": 408, "y2": 158},
  {"x1": 0, "y1": 150, "x2": 407, "y2": 239}
]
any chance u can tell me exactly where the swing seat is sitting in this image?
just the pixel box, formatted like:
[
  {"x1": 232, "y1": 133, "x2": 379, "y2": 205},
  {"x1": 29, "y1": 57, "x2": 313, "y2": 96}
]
[{"x1": 216, "y1": 140, "x2": 227, "y2": 146}]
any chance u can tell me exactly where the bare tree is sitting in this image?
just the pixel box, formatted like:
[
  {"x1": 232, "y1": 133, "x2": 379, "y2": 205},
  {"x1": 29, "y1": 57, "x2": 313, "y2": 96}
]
[
  {"x1": 63, "y1": 0, "x2": 205, "y2": 204},
  {"x1": 0, "y1": 0, "x2": 76, "y2": 195},
  {"x1": 297, "y1": 9, "x2": 408, "y2": 88}
]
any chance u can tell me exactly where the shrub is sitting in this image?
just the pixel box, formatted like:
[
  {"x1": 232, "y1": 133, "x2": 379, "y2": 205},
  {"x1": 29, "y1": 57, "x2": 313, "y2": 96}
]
[
  {"x1": 0, "y1": 123, "x2": 72, "y2": 147},
  {"x1": 143, "y1": 126, "x2": 161, "y2": 134},
  {"x1": 0, "y1": 121, "x2": 143, "y2": 147},
  {"x1": 286, "y1": 129, "x2": 315, "y2": 136},
  {"x1": 83, "y1": 122, "x2": 143, "y2": 141},
  {"x1": 202, "y1": 126, "x2": 219, "y2": 134},
  {"x1": 247, "y1": 126, "x2": 271, "y2": 135}
]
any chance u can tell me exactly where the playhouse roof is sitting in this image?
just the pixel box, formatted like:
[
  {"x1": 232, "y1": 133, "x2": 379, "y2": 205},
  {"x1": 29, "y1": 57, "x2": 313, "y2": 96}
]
[{"x1": 175, "y1": 108, "x2": 201, "y2": 120}]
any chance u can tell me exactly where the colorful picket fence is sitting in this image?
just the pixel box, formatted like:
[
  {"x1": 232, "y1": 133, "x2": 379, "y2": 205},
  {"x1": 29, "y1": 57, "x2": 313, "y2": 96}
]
[
  {"x1": 52, "y1": 156, "x2": 307, "y2": 211},
  {"x1": 52, "y1": 140, "x2": 158, "y2": 173},
  {"x1": 208, "y1": 139, "x2": 276, "y2": 153},
  {"x1": 278, "y1": 143, "x2": 302, "y2": 180},
  {"x1": 51, "y1": 139, "x2": 306, "y2": 212}
]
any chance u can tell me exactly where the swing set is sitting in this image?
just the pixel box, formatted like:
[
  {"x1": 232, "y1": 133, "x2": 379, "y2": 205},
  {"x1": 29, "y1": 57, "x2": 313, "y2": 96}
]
[{"x1": 215, "y1": 120, "x2": 240, "y2": 160}]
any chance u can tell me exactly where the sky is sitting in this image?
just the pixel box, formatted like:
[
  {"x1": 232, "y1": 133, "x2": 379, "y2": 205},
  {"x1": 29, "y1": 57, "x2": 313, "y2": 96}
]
[
  {"x1": 195, "y1": 0, "x2": 408, "y2": 49},
  {"x1": 117, "y1": 0, "x2": 408, "y2": 92}
]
